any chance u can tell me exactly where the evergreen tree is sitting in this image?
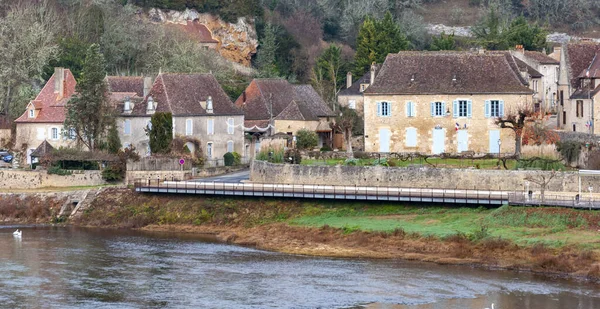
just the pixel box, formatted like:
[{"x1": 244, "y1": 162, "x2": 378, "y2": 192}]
[
  {"x1": 146, "y1": 112, "x2": 173, "y2": 154},
  {"x1": 471, "y1": 6, "x2": 508, "y2": 50},
  {"x1": 429, "y1": 32, "x2": 456, "y2": 51},
  {"x1": 503, "y1": 16, "x2": 547, "y2": 51},
  {"x1": 353, "y1": 12, "x2": 408, "y2": 77},
  {"x1": 255, "y1": 22, "x2": 279, "y2": 78},
  {"x1": 106, "y1": 123, "x2": 121, "y2": 154},
  {"x1": 316, "y1": 44, "x2": 347, "y2": 102},
  {"x1": 64, "y1": 44, "x2": 112, "y2": 151}
]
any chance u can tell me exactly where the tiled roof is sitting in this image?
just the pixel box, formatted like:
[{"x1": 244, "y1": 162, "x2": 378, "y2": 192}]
[
  {"x1": 107, "y1": 76, "x2": 145, "y2": 97},
  {"x1": 570, "y1": 85, "x2": 600, "y2": 99},
  {"x1": 131, "y1": 73, "x2": 242, "y2": 116},
  {"x1": 364, "y1": 51, "x2": 533, "y2": 95},
  {"x1": 523, "y1": 51, "x2": 559, "y2": 65},
  {"x1": 235, "y1": 79, "x2": 334, "y2": 122},
  {"x1": 15, "y1": 69, "x2": 76, "y2": 123},
  {"x1": 170, "y1": 20, "x2": 219, "y2": 44},
  {"x1": 30, "y1": 140, "x2": 55, "y2": 157},
  {"x1": 338, "y1": 66, "x2": 380, "y2": 97},
  {"x1": 514, "y1": 58, "x2": 543, "y2": 78},
  {"x1": 566, "y1": 43, "x2": 600, "y2": 88},
  {"x1": 576, "y1": 51, "x2": 600, "y2": 79}
]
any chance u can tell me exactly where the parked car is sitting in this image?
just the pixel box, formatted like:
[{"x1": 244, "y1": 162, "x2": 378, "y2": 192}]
[{"x1": 0, "y1": 151, "x2": 13, "y2": 163}]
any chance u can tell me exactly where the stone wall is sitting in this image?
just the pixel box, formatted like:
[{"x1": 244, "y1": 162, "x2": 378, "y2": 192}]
[
  {"x1": 125, "y1": 170, "x2": 191, "y2": 185},
  {"x1": 250, "y1": 160, "x2": 579, "y2": 192},
  {"x1": 0, "y1": 170, "x2": 106, "y2": 190}
]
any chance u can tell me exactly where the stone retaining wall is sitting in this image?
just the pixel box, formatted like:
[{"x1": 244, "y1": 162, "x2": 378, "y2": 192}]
[
  {"x1": 0, "y1": 170, "x2": 106, "y2": 190},
  {"x1": 250, "y1": 161, "x2": 580, "y2": 192}
]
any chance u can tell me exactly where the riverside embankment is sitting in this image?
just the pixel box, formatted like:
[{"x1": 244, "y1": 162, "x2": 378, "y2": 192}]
[{"x1": 1, "y1": 187, "x2": 600, "y2": 282}]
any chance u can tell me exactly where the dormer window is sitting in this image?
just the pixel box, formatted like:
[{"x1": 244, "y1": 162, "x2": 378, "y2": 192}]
[
  {"x1": 124, "y1": 97, "x2": 131, "y2": 112},
  {"x1": 146, "y1": 96, "x2": 155, "y2": 114},
  {"x1": 410, "y1": 74, "x2": 415, "y2": 82},
  {"x1": 360, "y1": 84, "x2": 369, "y2": 92},
  {"x1": 29, "y1": 109, "x2": 34, "y2": 118},
  {"x1": 206, "y1": 96, "x2": 213, "y2": 114}
]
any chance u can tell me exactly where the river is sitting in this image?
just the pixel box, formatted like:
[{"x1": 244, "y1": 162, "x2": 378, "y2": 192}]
[{"x1": 1, "y1": 226, "x2": 598, "y2": 309}]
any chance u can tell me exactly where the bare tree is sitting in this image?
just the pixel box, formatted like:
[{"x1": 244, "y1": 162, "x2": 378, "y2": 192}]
[
  {"x1": 525, "y1": 170, "x2": 557, "y2": 205},
  {"x1": 495, "y1": 101, "x2": 535, "y2": 158},
  {"x1": 330, "y1": 104, "x2": 359, "y2": 156}
]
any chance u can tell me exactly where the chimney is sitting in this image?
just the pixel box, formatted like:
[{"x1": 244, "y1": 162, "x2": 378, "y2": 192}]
[
  {"x1": 346, "y1": 72, "x2": 353, "y2": 89},
  {"x1": 370, "y1": 63, "x2": 376, "y2": 86},
  {"x1": 146, "y1": 96, "x2": 155, "y2": 114},
  {"x1": 542, "y1": 47, "x2": 546, "y2": 55},
  {"x1": 242, "y1": 91, "x2": 246, "y2": 103},
  {"x1": 54, "y1": 67, "x2": 65, "y2": 99},
  {"x1": 143, "y1": 77, "x2": 152, "y2": 98},
  {"x1": 206, "y1": 96, "x2": 213, "y2": 114},
  {"x1": 515, "y1": 45, "x2": 524, "y2": 54}
]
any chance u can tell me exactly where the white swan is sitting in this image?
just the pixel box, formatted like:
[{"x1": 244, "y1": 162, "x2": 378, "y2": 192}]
[{"x1": 13, "y1": 229, "x2": 21, "y2": 237}]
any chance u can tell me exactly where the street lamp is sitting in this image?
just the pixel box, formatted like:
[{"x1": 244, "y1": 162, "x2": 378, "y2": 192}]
[
  {"x1": 525, "y1": 181, "x2": 530, "y2": 201},
  {"x1": 497, "y1": 139, "x2": 502, "y2": 158},
  {"x1": 589, "y1": 186, "x2": 593, "y2": 208}
]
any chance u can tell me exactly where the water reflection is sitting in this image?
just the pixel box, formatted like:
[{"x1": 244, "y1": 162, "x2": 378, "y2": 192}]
[{"x1": 0, "y1": 226, "x2": 598, "y2": 309}]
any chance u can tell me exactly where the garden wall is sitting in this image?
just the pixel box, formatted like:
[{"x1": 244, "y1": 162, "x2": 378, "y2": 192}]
[
  {"x1": 0, "y1": 170, "x2": 106, "y2": 190},
  {"x1": 250, "y1": 161, "x2": 580, "y2": 192}
]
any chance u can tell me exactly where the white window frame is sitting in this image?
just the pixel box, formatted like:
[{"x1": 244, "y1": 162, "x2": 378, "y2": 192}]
[
  {"x1": 377, "y1": 101, "x2": 391, "y2": 117},
  {"x1": 453, "y1": 99, "x2": 472, "y2": 118},
  {"x1": 69, "y1": 128, "x2": 76, "y2": 140},
  {"x1": 458, "y1": 100, "x2": 468, "y2": 117},
  {"x1": 51, "y1": 127, "x2": 59, "y2": 140},
  {"x1": 124, "y1": 119, "x2": 131, "y2": 135},
  {"x1": 348, "y1": 100, "x2": 356, "y2": 109},
  {"x1": 227, "y1": 140, "x2": 234, "y2": 153},
  {"x1": 485, "y1": 100, "x2": 504, "y2": 118},
  {"x1": 29, "y1": 109, "x2": 34, "y2": 118},
  {"x1": 406, "y1": 101, "x2": 416, "y2": 117},
  {"x1": 227, "y1": 118, "x2": 234, "y2": 134},
  {"x1": 207, "y1": 142, "x2": 213, "y2": 159},
  {"x1": 185, "y1": 118, "x2": 193, "y2": 136},
  {"x1": 207, "y1": 119, "x2": 214, "y2": 135},
  {"x1": 432, "y1": 102, "x2": 444, "y2": 117}
]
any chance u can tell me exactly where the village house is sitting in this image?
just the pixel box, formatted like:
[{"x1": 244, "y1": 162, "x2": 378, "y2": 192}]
[
  {"x1": 234, "y1": 79, "x2": 335, "y2": 153},
  {"x1": 337, "y1": 65, "x2": 380, "y2": 117},
  {"x1": 363, "y1": 51, "x2": 534, "y2": 155},
  {"x1": 115, "y1": 73, "x2": 245, "y2": 163},
  {"x1": 556, "y1": 42, "x2": 600, "y2": 133},
  {"x1": 14, "y1": 68, "x2": 78, "y2": 165},
  {"x1": 512, "y1": 46, "x2": 560, "y2": 113}
]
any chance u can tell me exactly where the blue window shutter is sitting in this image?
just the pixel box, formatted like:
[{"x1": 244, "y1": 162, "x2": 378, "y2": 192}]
[
  {"x1": 388, "y1": 102, "x2": 392, "y2": 117},
  {"x1": 377, "y1": 102, "x2": 381, "y2": 116},
  {"x1": 485, "y1": 100, "x2": 490, "y2": 118},
  {"x1": 411, "y1": 102, "x2": 416, "y2": 117},
  {"x1": 467, "y1": 100, "x2": 472, "y2": 118},
  {"x1": 442, "y1": 102, "x2": 446, "y2": 116},
  {"x1": 430, "y1": 102, "x2": 434, "y2": 117},
  {"x1": 499, "y1": 100, "x2": 504, "y2": 117},
  {"x1": 453, "y1": 100, "x2": 458, "y2": 118}
]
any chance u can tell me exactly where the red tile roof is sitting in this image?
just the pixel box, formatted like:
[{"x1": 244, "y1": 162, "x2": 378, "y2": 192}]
[
  {"x1": 107, "y1": 76, "x2": 145, "y2": 97},
  {"x1": 364, "y1": 51, "x2": 533, "y2": 95},
  {"x1": 566, "y1": 43, "x2": 600, "y2": 88},
  {"x1": 15, "y1": 69, "x2": 76, "y2": 123},
  {"x1": 523, "y1": 51, "x2": 559, "y2": 65}
]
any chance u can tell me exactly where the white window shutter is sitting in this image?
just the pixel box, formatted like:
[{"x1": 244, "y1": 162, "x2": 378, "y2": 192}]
[
  {"x1": 377, "y1": 102, "x2": 381, "y2": 116},
  {"x1": 430, "y1": 102, "x2": 435, "y2": 117},
  {"x1": 442, "y1": 102, "x2": 446, "y2": 116},
  {"x1": 499, "y1": 100, "x2": 504, "y2": 117},
  {"x1": 453, "y1": 100, "x2": 459, "y2": 118},
  {"x1": 388, "y1": 102, "x2": 392, "y2": 117},
  {"x1": 411, "y1": 102, "x2": 416, "y2": 117},
  {"x1": 467, "y1": 100, "x2": 472, "y2": 118},
  {"x1": 485, "y1": 100, "x2": 490, "y2": 118}
]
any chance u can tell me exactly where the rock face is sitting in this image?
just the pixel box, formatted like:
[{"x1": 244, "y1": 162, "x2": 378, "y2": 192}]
[{"x1": 148, "y1": 8, "x2": 258, "y2": 66}]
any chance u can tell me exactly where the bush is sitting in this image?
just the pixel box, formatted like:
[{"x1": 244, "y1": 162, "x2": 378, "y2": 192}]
[
  {"x1": 353, "y1": 151, "x2": 370, "y2": 159},
  {"x1": 320, "y1": 145, "x2": 332, "y2": 152},
  {"x1": 296, "y1": 129, "x2": 318, "y2": 150},
  {"x1": 47, "y1": 165, "x2": 72, "y2": 176},
  {"x1": 256, "y1": 147, "x2": 285, "y2": 163},
  {"x1": 344, "y1": 158, "x2": 359, "y2": 166},
  {"x1": 102, "y1": 164, "x2": 123, "y2": 181},
  {"x1": 223, "y1": 152, "x2": 235, "y2": 166},
  {"x1": 556, "y1": 141, "x2": 581, "y2": 165},
  {"x1": 232, "y1": 152, "x2": 242, "y2": 165},
  {"x1": 372, "y1": 158, "x2": 388, "y2": 166},
  {"x1": 284, "y1": 148, "x2": 302, "y2": 164}
]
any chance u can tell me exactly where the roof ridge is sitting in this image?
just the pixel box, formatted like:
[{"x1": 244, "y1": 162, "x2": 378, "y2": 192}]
[{"x1": 159, "y1": 74, "x2": 173, "y2": 113}]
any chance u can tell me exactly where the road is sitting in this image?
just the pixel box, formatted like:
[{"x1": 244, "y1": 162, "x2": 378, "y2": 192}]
[{"x1": 191, "y1": 169, "x2": 250, "y2": 183}]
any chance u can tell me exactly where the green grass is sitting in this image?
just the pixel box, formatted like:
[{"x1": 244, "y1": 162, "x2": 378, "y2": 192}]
[{"x1": 290, "y1": 204, "x2": 600, "y2": 249}]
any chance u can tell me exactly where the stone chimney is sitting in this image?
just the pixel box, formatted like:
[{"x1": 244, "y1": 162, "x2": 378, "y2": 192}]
[
  {"x1": 346, "y1": 72, "x2": 352, "y2": 89},
  {"x1": 242, "y1": 91, "x2": 246, "y2": 103},
  {"x1": 206, "y1": 96, "x2": 213, "y2": 114},
  {"x1": 54, "y1": 67, "x2": 65, "y2": 99},
  {"x1": 370, "y1": 63, "x2": 376, "y2": 86},
  {"x1": 515, "y1": 45, "x2": 525, "y2": 54},
  {"x1": 143, "y1": 77, "x2": 153, "y2": 98}
]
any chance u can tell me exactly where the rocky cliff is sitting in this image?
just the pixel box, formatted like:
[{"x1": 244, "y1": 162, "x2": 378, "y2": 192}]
[{"x1": 148, "y1": 8, "x2": 258, "y2": 67}]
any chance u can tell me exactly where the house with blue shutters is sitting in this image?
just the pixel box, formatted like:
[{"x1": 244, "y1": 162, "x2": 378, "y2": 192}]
[{"x1": 363, "y1": 51, "x2": 534, "y2": 155}]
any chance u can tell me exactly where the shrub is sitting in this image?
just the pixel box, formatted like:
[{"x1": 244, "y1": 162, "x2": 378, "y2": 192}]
[
  {"x1": 296, "y1": 129, "x2": 318, "y2": 150},
  {"x1": 47, "y1": 165, "x2": 72, "y2": 176},
  {"x1": 556, "y1": 141, "x2": 581, "y2": 164},
  {"x1": 344, "y1": 158, "x2": 359, "y2": 166},
  {"x1": 372, "y1": 158, "x2": 388, "y2": 166},
  {"x1": 102, "y1": 164, "x2": 123, "y2": 181},
  {"x1": 284, "y1": 148, "x2": 302, "y2": 164},
  {"x1": 353, "y1": 151, "x2": 370, "y2": 159},
  {"x1": 320, "y1": 145, "x2": 332, "y2": 152},
  {"x1": 256, "y1": 147, "x2": 285, "y2": 163},
  {"x1": 232, "y1": 152, "x2": 242, "y2": 165},
  {"x1": 223, "y1": 152, "x2": 235, "y2": 166}
]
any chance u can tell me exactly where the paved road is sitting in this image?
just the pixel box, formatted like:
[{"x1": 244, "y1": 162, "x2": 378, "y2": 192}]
[{"x1": 191, "y1": 169, "x2": 250, "y2": 183}]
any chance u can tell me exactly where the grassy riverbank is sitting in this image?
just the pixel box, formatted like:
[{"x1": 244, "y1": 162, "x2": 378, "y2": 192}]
[{"x1": 66, "y1": 188, "x2": 600, "y2": 281}]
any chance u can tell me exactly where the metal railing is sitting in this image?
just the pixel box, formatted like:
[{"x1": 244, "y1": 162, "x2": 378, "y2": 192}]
[{"x1": 507, "y1": 192, "x2": 600, "y2": 210}]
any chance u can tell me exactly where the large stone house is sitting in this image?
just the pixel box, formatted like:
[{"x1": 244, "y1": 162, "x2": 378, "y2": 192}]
[
  {"x1": 556, "y1": 42, "x2": 600, "y2": 133},
  {"x1": 512, "y1": 46, "x2": 560, "y2": 113},
  {"x1": 115, "y1": 73, "x2": 245, "y2": 162},
  {"x1": 363, "y1": 51, "x2": 534, "y2": 154},
  {"x1": 15, "y1": 68, "x2": 78, "y2": 164},
  {"x1": 234, "y1": 79, "x2": 335, "y2": 152}
]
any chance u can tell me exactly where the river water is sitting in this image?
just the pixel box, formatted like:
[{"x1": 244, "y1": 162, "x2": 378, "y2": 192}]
[{"x1": 1, "y1": 226, "x2": 598, "y2": 309}]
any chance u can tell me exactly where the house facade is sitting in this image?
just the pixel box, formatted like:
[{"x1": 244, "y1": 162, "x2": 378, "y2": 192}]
[
  {"x1": 512, "y1": 46, "x2": 560, "y2": 113},
  {"x1": 337, "y1": 66, "x2": 379, "y2": 117},
  {"x1": 363, "y1": 51, "x2": 534, "y2": 155},
  {"x1": 115, "y1": 73, "x2": 244, "y2": 162},
  {"x1": 14, "y1": 68, "x2": 79, "y2": 164},
  {"x1": 234, "y1": 79, "x2": 335, "y2": 152},
  {"x1": 556, "y1": 42, "x2": 600, "y2": 133}
]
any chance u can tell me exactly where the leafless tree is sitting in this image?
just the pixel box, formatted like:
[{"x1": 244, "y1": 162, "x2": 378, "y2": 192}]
[
  {"x1": 494, "y1": 101, "x2": 535, "y2": 158},
  {"x1": 525, "y1": 170, "x2": 557, "y2": 205}
]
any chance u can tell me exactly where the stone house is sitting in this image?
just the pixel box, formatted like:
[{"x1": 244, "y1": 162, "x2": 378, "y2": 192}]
[
  {"x1": 337, "y1": 65, "x2": 380, "y2": 117},
  {"x1": 234, "y1": 79, "x2": 335, "y2": 153},
  {"x1": 556, "y1": 42, "x2": 600, "y2": 133},
  {"x1": 14, "y1": 68, "x2": 79, "y2": 164},
  {"x1": 363, "y1": 51, "x2": 534, "y2": 155},
  {"x1": 512, "y1": 46, "x2": 560, "y2": 113},
  {"x1": 115, "y1": 73, "x2": 245, "y2": 162}
]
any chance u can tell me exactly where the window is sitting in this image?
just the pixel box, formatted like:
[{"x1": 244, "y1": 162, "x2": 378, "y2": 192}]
[
  {"x1": 146, "y1": 120, "x2": 152, "y2": 131},
  {"x1": 124, "y1": 119, "x2": 131, "y2": 135},
  {"x1": 207, "y1": 142, "x2": 213, "y2": 159},
  {"x1": 377, "y1": 102, "x2": 391, "y2": 117},
  {"x1": 430, "y1": 102, "x2": 445, "y2": 117},
  {"x1": 576, "y1": 100, "x2": 584, "y2": 118},
  {"x1": 29, "y1": 109, "x2": 34, "y2": 118},
  {"x1": 533, "y1": 80, "x2": 538, "y2": 93},
  {"x1": 227, "y1": 140, "x2": 234, "y2": 153},
  {"x1": 207, "y1": 119, "x2": 214, "y2": 135},
  {"x1": 360, "y1": 84, "x2": 368, "y2": 92},
  {"x1": 227, "y1": 118, "x2": 234, "y2": 134},
  {"x1": 560, "y1": 91, "x2": 564, "y2": 106},
  {"x1": 406, "y1": 101, "x2": 416, "y2": 117},
  {"x1": 485, "y1": 100, "x2": 504, "y2": 118},
  {"x1": 185, "y1": 119, "x2": 193, "y2": 135},
  {"x1": 405, "y1": 127, "x2": 417, "y2": 147},
  {"x1": 453, "y1": 100, "x2": 472, "y2": 118},
  {"x1": 348, "y1": 100, "x2": 356, "y2": 109},
  {"x1": 51, "y1": 128, "x2": 58, "y2": 140},
  {"x1": 69, "y1": 128, "x2": 76, "y2": 140}
]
